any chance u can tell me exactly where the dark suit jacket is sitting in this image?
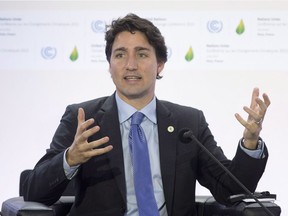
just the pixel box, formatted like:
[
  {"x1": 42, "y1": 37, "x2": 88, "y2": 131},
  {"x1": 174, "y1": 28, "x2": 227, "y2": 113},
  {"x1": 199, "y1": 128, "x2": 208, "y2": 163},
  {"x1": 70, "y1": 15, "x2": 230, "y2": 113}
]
[{"x1": 23, "y1": 93, "x2": 268, "y2": 216}]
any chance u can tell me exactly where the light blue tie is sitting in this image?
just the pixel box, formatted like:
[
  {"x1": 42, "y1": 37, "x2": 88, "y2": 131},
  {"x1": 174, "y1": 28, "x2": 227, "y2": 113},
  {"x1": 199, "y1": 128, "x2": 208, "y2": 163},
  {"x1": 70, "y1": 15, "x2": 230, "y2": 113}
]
[{"x1": 129, "y1": 112, "x2": 159, "y2": 216}]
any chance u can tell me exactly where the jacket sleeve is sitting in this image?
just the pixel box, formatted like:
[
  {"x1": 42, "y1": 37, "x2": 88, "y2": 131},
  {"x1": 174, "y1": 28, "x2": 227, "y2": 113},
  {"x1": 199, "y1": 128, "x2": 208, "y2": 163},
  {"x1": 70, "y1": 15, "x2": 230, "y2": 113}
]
[
  {"x1": 23, "y1": 105, "x2": 78, "y2": 206},
  {"x1": 195, "y1": 110, "x2": 268, "y2": 205}
]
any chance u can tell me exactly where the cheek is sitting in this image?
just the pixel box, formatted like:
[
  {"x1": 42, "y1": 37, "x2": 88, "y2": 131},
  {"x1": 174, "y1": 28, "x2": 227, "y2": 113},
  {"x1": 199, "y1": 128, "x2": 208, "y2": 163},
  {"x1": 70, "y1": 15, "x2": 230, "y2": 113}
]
[
  {"x1": 109, "y1": 64, "x2": 117, "y2": 77},
  {"x1": 109, "y1": 69, "x2": 122, "y2": 85},
  {"x1": 109, "y1": 67, "x2": 116, "y2": 81}
]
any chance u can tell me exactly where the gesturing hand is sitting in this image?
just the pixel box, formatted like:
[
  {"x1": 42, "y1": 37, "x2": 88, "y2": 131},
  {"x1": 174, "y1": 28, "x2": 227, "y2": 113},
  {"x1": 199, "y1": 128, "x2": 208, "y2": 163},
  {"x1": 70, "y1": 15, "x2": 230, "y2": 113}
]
[
  {"x1": 235, "y1": 88, "x2": 271, "y2": 149},
  {"x1": 66, "y1": 108, "x2": 113, "y2": 167}
]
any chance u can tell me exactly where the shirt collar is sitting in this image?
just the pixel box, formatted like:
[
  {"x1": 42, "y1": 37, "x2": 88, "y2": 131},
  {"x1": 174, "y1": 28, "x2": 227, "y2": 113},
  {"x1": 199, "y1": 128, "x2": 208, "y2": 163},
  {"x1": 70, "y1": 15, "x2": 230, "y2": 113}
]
[{"x1": 115, "y1": 92, "x2": 157, "y2": 124}]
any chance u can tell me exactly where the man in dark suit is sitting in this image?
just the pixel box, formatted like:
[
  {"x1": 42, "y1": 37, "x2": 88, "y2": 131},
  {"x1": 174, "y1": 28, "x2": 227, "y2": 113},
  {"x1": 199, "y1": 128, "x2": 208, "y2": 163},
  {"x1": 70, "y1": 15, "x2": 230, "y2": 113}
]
[{"x1": 23, "y1": 13, "x2": 271, "y2": 216}]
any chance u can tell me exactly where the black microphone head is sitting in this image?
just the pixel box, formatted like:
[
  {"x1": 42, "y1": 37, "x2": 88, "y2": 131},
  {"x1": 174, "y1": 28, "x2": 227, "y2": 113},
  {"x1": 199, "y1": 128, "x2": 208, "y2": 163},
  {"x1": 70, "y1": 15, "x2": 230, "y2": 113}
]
[{"x1": 178, "y1": 128, "x2": 193, "y2": 143}]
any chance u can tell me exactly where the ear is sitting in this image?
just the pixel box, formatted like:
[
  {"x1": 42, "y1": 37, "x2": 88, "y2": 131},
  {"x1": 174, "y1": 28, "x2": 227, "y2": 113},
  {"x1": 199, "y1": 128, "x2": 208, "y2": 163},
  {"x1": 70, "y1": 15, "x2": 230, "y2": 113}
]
[
  {"x1": 108, "y1": 64, "x2": 112, "y2": 76},
  {"x1": 157, "y1": 62, "x2": 165, "y2": 74}
]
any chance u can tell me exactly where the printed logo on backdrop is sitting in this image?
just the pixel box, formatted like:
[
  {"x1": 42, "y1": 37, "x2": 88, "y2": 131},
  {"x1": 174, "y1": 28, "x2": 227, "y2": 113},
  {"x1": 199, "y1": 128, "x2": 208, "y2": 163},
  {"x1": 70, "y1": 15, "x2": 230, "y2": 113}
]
[
  {"x1": 185, "y1": 46, "x2": 194, "y2": 62},
  {"x1": 91, "y1": 20, "x2": 106, "y2": 33},
  {"x1": 236, "y1": 19, "x2": 245, "y2": 35},
  {"x1": 41, "y1": 46, "x2": 57, "y2": 59},
  {"x1": 207, "y1": 20, "x2": 223, "y2": 33},
  {"x1": 70, "y1": 46, "x2": 79, "y2": 62}
]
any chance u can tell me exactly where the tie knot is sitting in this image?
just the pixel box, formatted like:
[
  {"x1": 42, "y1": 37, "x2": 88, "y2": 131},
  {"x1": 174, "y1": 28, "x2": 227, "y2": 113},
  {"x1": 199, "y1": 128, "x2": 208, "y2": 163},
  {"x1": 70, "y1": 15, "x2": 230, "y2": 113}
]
[{"x1": 131, "y1": 112, "x2": 145, "y2": 125}]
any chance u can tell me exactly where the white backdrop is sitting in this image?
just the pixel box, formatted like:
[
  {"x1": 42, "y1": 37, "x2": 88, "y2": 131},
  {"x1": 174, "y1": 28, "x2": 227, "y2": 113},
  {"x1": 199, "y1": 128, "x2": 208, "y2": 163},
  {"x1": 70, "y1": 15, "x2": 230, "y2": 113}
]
[{"x1": 1, "y1": 0, "x2": 288, "y2": 215}]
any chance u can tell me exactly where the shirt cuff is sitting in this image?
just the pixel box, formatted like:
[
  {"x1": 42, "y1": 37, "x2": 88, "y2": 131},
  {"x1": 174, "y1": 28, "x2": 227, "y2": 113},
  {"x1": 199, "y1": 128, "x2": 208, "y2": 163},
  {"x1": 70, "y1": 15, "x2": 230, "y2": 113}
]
[
  {"x1": 63, "y1": 148, "x2": 79, "y2": 179},
  {"x1": 239, "y1": 138, "x2": 265, "y2": 159}
]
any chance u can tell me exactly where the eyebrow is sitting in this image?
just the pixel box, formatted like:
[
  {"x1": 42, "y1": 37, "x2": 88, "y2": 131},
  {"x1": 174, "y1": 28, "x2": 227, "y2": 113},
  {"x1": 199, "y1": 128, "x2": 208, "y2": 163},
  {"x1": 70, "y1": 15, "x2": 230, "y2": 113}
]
[{"x1": 113, "y1": 46, "x2": 151, "y2": 53}]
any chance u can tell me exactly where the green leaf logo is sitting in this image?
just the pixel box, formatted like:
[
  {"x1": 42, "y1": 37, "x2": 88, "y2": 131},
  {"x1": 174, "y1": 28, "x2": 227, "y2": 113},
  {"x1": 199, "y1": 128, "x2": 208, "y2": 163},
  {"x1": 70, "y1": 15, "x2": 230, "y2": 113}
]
[
  {"x1": 70, "y1": 46, "x2": 79, "y2": 62},
  {"x1": 185, "y1": 46, "x2": 194, "y2": 62},
  {"x1": 236, "y1": 19, "x2": 245, "y2": 35}
]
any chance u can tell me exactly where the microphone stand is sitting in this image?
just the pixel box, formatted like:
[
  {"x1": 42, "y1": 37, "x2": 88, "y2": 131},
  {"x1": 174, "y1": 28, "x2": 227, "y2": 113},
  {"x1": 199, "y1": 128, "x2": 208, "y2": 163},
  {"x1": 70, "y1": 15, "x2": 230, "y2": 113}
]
[{"x1": 182, "y1": 129, "x2": 275, "y2": 216}]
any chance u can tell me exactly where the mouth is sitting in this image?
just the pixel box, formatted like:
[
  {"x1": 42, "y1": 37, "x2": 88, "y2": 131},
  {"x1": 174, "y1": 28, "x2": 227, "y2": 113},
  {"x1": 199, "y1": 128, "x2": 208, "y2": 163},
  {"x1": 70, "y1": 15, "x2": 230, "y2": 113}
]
[{"x1": 124, "y1": 76, "x2": 142, "y2": 80}]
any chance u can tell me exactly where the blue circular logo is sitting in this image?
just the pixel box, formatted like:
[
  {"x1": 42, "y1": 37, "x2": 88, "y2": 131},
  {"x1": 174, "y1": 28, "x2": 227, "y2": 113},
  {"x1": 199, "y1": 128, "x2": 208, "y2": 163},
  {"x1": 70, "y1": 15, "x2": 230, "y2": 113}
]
[
  {"x1": 91, "y1": 20, "x2": 106, "y2": 33},
  {"x1": 41, "y1": 47, "x2": 57, "y2": 59},
  {"x1": 207, "y1": 20, "x2": 223, "y2": 33}
]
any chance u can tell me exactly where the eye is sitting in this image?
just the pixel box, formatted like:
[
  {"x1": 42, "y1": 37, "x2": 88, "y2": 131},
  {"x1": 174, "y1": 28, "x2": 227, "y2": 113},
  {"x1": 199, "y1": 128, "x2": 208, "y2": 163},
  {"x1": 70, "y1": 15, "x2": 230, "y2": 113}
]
[
  {"x1": 115, "y1": 52, "x2": 124, "y2": 58},
  {"x1": 138, "y1": 52, "x2": 148, "y2": 58}
]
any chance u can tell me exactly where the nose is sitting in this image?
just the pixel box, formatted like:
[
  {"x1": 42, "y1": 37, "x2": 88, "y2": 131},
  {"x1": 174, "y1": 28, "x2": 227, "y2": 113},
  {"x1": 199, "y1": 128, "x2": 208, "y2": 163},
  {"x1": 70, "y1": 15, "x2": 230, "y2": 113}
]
[{"x1": 126, "y1": 55, "x2": 138, "y2": 71}]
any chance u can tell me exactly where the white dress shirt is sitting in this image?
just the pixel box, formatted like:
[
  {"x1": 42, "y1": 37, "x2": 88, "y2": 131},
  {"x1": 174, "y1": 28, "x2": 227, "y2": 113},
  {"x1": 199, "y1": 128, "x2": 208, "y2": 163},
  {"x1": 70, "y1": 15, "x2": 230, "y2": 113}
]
[{"x1": 115, "y1": 93, "x2": 167, "y2": 216}]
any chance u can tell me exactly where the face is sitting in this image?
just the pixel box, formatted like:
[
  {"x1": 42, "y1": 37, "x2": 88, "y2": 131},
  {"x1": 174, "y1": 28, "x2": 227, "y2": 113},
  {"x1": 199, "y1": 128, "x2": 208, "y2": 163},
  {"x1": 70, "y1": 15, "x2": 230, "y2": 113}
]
[{"x1": 109, "y1": 31, "x2": 164, "y2": 108}]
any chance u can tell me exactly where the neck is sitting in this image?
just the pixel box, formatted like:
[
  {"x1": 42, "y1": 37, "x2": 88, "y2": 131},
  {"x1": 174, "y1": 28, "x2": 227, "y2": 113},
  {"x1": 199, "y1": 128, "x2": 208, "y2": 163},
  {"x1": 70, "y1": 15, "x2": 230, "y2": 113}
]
[{"x1": 116, "y1": 92, "x2": 154, "y2": 110}]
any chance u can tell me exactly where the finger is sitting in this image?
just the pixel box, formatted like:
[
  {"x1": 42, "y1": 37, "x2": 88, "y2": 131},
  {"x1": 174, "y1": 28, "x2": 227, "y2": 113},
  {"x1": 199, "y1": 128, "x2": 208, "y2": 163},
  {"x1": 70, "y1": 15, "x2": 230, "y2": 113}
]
[
  {"x1": 243, "y1": 106, "x2": 262, "y2": 122},
  {"x1": 251, "y1": 95, "x2": 270, "y2": 121},
  {"x1": 93, "y1": 145, "x2": 113, "y2": 155},
  {"x1": 235, "y1": 113, "x2": 260, "y2": 132},
  {"x1": 77, "y1": 136, "x2": 112, "y2": 159},
  {"x1": 76, "y1": 108, "x2": 95, "y2": 135},
  {"x1": 85, "y1": 144, "x2": 113, "y2": 158},
  {"x1": 262, "y1": 93, "x2": 271, "y2": 107},
  {"x1": 250, "y1": 87, "x2": 259, "y2": 109},
  {"x1": 78, "y1": 125, "x2": 100, "y2": 144},
  {"x1": 235, "y1": 113, "x2": 247, "y2": 127},
  {"x1": 77, "y1": 107, "x2": 85, "y2": 125},
  {"x1": 87, "y1": 136, "x2": 110, "y2": 150},
  {"x1": 255, "y1": 98, "x2": 267, "y2": 116}
]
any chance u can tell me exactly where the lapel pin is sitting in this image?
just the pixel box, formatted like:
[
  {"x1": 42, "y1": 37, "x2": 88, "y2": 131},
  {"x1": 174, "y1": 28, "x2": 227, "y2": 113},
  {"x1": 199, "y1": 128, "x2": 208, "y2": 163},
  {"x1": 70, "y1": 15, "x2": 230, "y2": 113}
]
[{"x1": 167, "y1": 126, "x2": 174, "y2": 133}]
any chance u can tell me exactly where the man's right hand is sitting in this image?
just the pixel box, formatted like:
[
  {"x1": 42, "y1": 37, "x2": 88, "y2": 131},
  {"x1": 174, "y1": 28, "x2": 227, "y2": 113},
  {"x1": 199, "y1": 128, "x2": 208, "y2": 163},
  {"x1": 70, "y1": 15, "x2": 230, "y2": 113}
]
[{"x1": 66, "y1": 107, "x2": 113, "y2": 167}]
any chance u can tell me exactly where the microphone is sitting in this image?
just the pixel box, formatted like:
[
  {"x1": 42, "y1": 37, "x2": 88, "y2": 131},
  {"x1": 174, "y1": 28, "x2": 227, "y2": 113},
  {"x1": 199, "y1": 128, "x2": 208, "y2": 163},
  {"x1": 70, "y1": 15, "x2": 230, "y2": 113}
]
[{"x1": 178, "y1": 128, "x2": 275, "y2": 216}]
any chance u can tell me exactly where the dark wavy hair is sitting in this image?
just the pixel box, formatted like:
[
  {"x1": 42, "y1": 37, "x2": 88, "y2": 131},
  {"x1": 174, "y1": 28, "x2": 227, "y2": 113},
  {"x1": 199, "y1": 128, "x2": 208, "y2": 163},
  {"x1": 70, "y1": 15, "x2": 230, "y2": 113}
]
[{"x1": 105, "y1": 13, "x2": 167, "y2": 79}]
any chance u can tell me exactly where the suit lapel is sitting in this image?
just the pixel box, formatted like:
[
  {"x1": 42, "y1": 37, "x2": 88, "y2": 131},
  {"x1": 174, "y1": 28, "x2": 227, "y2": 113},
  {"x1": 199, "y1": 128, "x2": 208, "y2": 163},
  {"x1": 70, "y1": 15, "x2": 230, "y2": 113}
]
[
  {"x1": 93, "y1": 94, "x2": 127, "y2": 204},
  {"x1": 156, "y1": 100, "x2": 178, "y2": 215}
]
